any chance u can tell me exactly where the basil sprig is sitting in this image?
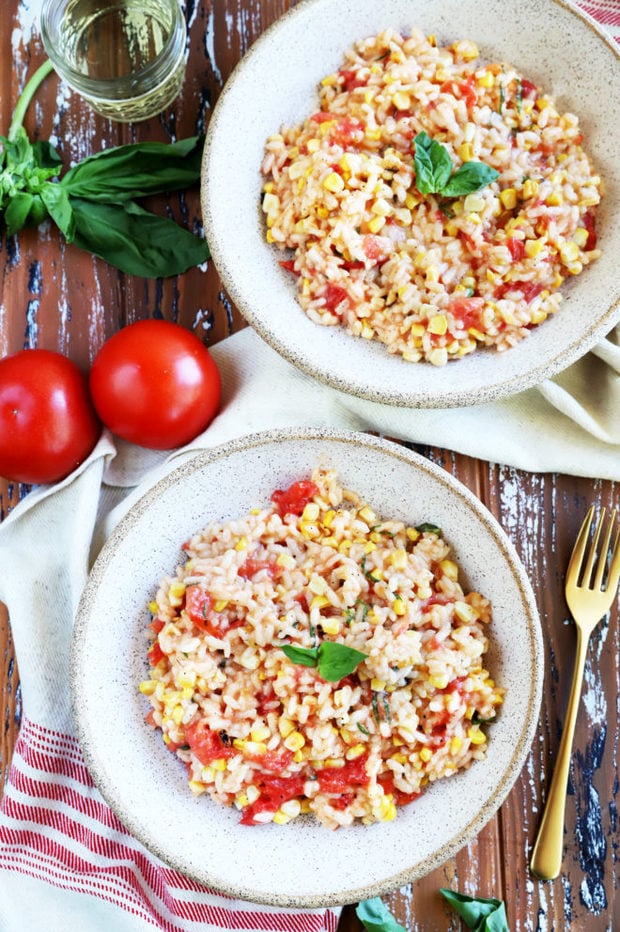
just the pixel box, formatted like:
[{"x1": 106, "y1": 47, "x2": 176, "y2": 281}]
[
  {"x1": 0, "y1": 60, "x2": 209, "y2": 277},
  {"x1": 356, "y1": 898, "x2": 406, "y2": 932},
  {"x1": 280, "y1": 641, "x2": 366, "y2": 682},
  {"x1": 414, "y1": 130, "x2": 499, "y2": 198},
  {"x1": 440, "y1": 889, "x2": 509, "y2": 931}
]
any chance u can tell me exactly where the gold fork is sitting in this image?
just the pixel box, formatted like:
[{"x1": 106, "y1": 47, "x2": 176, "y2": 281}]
[{"x1": 530, "y1": 506, "x2": 620, "y2": 881}]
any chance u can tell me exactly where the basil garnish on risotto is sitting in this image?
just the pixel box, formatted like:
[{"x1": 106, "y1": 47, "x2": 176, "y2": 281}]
[
  {"x1": 413, "y1": 130, "x2": 499, "y2": 197},
  {"x1": 281, "y1": 641, "x2": 367, "y2": 682}
]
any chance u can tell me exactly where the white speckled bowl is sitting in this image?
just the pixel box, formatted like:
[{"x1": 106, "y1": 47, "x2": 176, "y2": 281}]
[
  {"x1": 201, "y1": 0, "x2": 620, "y2": 407},
  {"x1": 71, "y1": 429, "x2": 543, "y2": 906}
]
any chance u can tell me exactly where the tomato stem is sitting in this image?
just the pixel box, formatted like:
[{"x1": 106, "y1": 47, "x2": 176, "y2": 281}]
[{"x1": 8, "y1": 59, "x2": 55, "y2": 141}]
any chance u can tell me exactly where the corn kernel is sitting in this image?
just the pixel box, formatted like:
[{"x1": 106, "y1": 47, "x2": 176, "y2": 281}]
[
  {"x1": 363, "y1": 541, "x2": 377, "y2": 554},
  {"x1": 188, "y1": 780, "x2": 207, "y2": 795},
  {"x1": 559, "y1": 241, "x2": 580, "y2": 263},
  {"x1": 454, "y1": 600, "x2": 480, "y2": 623},
  {"x1": 339, "y1": 539, "x2": 352, "y2": 554},
  {"x1": 368, "y1": 215, "x2": 386, "y2": 234},
  {"x1": 139, "y1": 679, "x2": 157, "y2": 695},
  {"x1": 477, "y1": 69, "x2": 494, "y2": 88},
  {"x1": 468, "y1": 726, "x2": 487, "y2": 745},
  {"x1": 463, "y1": 193, "x2": 486, "y2": 213},
  {"x1": 276, "y1": 552, "x2": 296, "y2": 570},
  {"x1": 376, "y1": 794, "x2": 397, "y2": 821},
  {"x1": 499, "y1": 188, "x2": 517, "y2": 210},
  {"x1": 406, "y1": 526, "x2": 420, "y2": 542},
  {"x1": 306, "y1": 137, "x2": 320, "y2": 153},
  {"x1": 392, "y1": 91, "x2": 410, "y2": 111},
  {"x1": 546, "y1": 191, "x2": 563, "y2": 207},
  {"x1": 393, "y1": 596, "x2": 407, "y2": 616},
  {"x1": 405, "y1": 192, "x2": 420, "y2": 210},
  {"x1": 360, "y1": 322, "x2": 375, "y2": 339},
  {"x1": 371, "y1": 678, "x2": 386, "y2": 692},
  {"x1": 308, "y1": 573, "x2": 327, "y2": 595},
  {"x1": 450, "y1": 736, "x2": 463, "y2": 754},
  {"x1": 272, "y1": 810, "x2": 291, "y2": 824},
  {"x1": 266, "y1": 229, "x2": 274, "y2": 244},
  {"x1": 427, "y1": 314, "x2": 448, "y2": 336},
  {"x1": 345, "y1": 744, "x2": 367, "y2": 760},
  {"x1": 389, "y1": 549, "x2": 408, "y2": 570},
  {"x1": 321, "y1": 617, "x2": 341, "y2": 636},
  {"x1": 148, "y1": 600, "x2": 159, "y2": 614},
  {"x1": 251, "y1": 723, "x2": 271, "y2": 743},
  {"x1": 525, "y1": 238, "x2": 545, "y2": 259},
  {"x1": 234, "y1": 537, "x2": 247, "y2": 551},
  {"x1": 284, "y1": 731, "x2": 306, "y2": 752},
  {"x1": 419, "y1": 747, "x2": 433, "y2": 762},
  {"x1": 391, "y1": 752, "x2": 408, "y2": 764},
  {"x1": 168, "y1": 581, "x2": 186, "y2": 604},
  {"x1": 425, "y1": 265, "x2": 439, "y2": 283},
  {"x1": 428, "y1": 347, "x2": 448, "y2": 367},
  {"x1": 236, "y1": 792, "x2": 249, "y2": 808},
  {"x1": 429, "y1": 673, "x2": 449, "y2": 690},
  {"x1": 522, "y1": 179, "x2": 539, "y2": 199},
  {"x1": 278, "y1": 718, "x2": 295, "y2": 739},
  {"x1": 573, "y1": 227, "x2": 588, "y2": 248},
  {"x1": 323, "y1": 172, "x2": 345, "y2": 193},
  {"x1": 439, "y1": 559, "x2": 459, "y2": 581},
  {"x1": 321, "y1": 73, "x2": 338, "y2": 86},
  {"x1": 457, "y1": 142, "x2": 473, "y2": 163},
  {"x1": 310, "y1": 594, "x2": 331, "y2": 611}
]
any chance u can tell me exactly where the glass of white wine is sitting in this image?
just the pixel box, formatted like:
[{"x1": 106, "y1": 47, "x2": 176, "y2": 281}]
[{"x1": 40, "y1": 0, "x2": 187, "y2": 122}]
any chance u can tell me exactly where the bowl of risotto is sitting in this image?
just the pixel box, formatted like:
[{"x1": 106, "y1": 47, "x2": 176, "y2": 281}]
[
  {"x1": 71, "y1": 429, "x2": 543, "y2": 906},
  {"x1": 201, "y1": 0, "x2": 619, "y2": 407}
]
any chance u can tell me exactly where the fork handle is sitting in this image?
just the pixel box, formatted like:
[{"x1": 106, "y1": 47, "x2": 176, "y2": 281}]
[{"x1": 530, "y1": 627, "x2": 589, "y2": 881}]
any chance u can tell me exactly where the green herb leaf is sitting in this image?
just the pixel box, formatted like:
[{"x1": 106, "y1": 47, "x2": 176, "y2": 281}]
[
  {"x1": 40, "y1": 182, "x2": 75, "y2": 238},
  {"x1": 317, "y1": 642, "x2": 366, "y2": 682},
  {"x1": 280, "y1": 644, "x2": 319, "y2": 668},
  {"x1": 416, "y1": 522, "x2": 442, "y2": 535},
  {"x1": 413, "y1": 130, "x2": 498, "y2": 200},
  {"x1": 280, "y1": 641, "x2": 366, "y2": 682},
  {"x1": 413, "y1": 131, "x2": 453, "y2": 194},
  {"x1": 4, "y1": 191, "x2": 34, "y2": 236},
  {"x1": 69, "y1": 197, "x2": 210, "y2": 277},
  {"x1": 440, "y1": 889, "x2": 509, "y2": 932},
  {"x1": 356, "y1": 897, "x2": 407, "y2": 932},
  {"x1": 60, "y1": 136, "x2": 205, "y2": 202},
  {"x1": 441, "y1": 160, "x2": 500, "y2": 197}
]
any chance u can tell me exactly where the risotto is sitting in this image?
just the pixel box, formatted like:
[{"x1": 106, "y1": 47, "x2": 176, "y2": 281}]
[
  {"x1": 141, "y1": 469, "x2": 504, "y2": 829},
  {"x1": 261, "y1": 28, "x2": 602, "y2": 365}
]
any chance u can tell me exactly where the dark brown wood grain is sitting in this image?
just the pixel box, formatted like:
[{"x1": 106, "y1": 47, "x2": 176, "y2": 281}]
[{"x1": 1, "y1": 3, "x2": 618, "y2": 929}]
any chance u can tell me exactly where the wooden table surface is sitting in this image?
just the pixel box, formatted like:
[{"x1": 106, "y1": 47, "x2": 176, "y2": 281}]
[{"x1": 1, "y1": 2, "x2": 618, "y2": 930}]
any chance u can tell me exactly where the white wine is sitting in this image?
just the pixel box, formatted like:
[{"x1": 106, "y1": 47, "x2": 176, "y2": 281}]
[{"x1": 41, "y1": 0, "x2": 186, "y2": 121}]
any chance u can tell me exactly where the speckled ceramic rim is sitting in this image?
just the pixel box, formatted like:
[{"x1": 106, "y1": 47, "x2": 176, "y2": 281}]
[
  {"x1": 201, "y1": 0, "x2": 620, "y2": 409},
  {"x1": 71, "y1": 429, "x2": 543, "y2": 907}
]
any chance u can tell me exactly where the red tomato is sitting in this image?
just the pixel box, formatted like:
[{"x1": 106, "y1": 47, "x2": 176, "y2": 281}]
[
  {"x1": 0, "y1": 349, "x2": 100, "y2": 484},
  {"x1": 315, "y1": 754, "x2": 370, "y2": 793},
  {"x1": 271, "y1": 479, "x2": 319, "y2": 517},
  {"x1": 89, "y1": 319, "x2": 221, "y2": 450},
  {"x1": 185, "y1": 720, "x2": 236, "y2": 765}
]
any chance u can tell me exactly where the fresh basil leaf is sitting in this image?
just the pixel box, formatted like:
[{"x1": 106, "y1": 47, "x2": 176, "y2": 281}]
[
  {"x1": 316, "y1": 642, "x2": 366, "y2": 682},
  {"x1": 413, "y1": 130, "x2": 453, "y2": 194},
  {"x1": 40, "y1": 182, "x2": 75, "y2": 238},
  {"x1": 441, "y1": 160, "x2": 500, "y2": 197},
  {"x1": 416, "y1": 522, "x2": 442, "y2": 535},
  {"x1": 32, "y1": 139, "x2": 62, "y2": 170},
  {"x1": 0, "y1": 128, "x2": 35, "y2": 174},
  {"x1": 4, "y1": 191, "x2": 34, "y2": 235},
  {"x1": 440, "y1": 889, "x2": 509, "y2": 932},
  {"x1": 69, "y1": 197, "x2": 209, "y2": 277},
  {"x1": 61, "y1": 136, "x2": 204, "y2": 202},
  {"x1": 280, "y1": 644, "x2": 319, "y2": 668},
  {"x1": 356, "y1": 897, "x2": 406, "y2": 932}
]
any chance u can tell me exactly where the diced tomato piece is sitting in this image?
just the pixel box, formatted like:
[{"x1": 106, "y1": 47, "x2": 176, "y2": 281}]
[
  {"x1": 494, "y1": 280, "x2": 544, "y2": 302},
  {"x1": 582, "y1": 210, "x2": 597, "y2": 250},
  {"x1": 330, "y1": 793, "x2": 355, "y2": 810},
  {"x1": 310, "y1": 111, "x2": 335, "y2": 123},
  {"x1": 332, "y1": 116, "x2": 363, "y2": 147},
  {"x1": 316, "y1": 754, "x2": 369, "y2": 793},
  {"x1": 322, "y1": 283, "x2": 349, "y2": 314},
  {"x1": 422, "y1": 593, "x2": 455, "y2": 612},
  {"x1": 279, "y1": 259, "x2": 299, "y2": 275},
  {"x1": 520, "y1": 79, "x2": 537, "y2": 100},
  {"x1": 185, "y1": 719, "x2": 236, "y2": 765},
  {"x1": 341, "y1": 259, "x2": 365, "y2": 271},
  {"x1": 339, "y1": 69, "x2": 368, "y2": 92},
  {"x1": 238, "y1": 557, "x2": 280, "y2": 580},
  {"x1": 184, "y1": 585, "x2": 231, "y2": 638},
  {"x1": 378, "y1": 773, "x2": 420, "y2": 807},
  {"x1": 144, "y1": 709, "x2": 158, "y2": 727},
  {"x1": 148, "y1": 641, "x2": 166, "y2": 666},
  {"x1": 240, "y1": 773, "x2": 307, "y2": 825},
  {"x1": 506, "y1": 237, "x2": 525, "y2": 261},
  {"x1": 149, "y1": 618, "x2": 165, "y2": 634},
  {"x1": 447, "y1": 295, "x2": 485, "y2": 330},
  {"x1": 440, "y1": 75, "x2": 478, "y2": 110},
  {"x1": 271, "y1": 479, "x2": 319, "y2": 518},
  {"x1": 362, "y1": 234, "x2": 385, "y2": 263},
  {"x1": 245, "y1": 747, "x2": 294, "y2": 772}
]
